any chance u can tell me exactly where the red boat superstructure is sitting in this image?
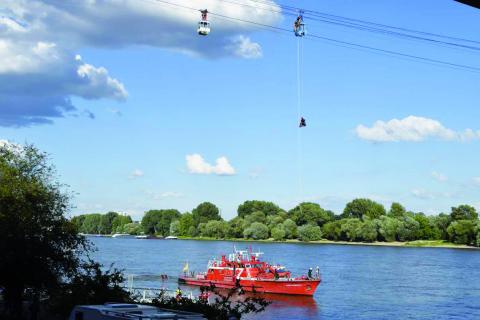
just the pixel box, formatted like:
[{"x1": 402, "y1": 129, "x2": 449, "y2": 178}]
[{"x1": 178, "y1": 249, "x2": 321, "y2": 296}]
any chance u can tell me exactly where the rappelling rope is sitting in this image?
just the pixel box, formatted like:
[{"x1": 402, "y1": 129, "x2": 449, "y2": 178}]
[{"x1": 296, "y1": 36, "x2": 304, "y2": 215}]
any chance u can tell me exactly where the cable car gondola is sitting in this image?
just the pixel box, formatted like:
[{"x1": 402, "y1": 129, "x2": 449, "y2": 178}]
[
  {"x1": 294, "y1": 11, "x2": 306, "y2": 37},
  {"x1": 197, "y1": 9, "x2": 210, "y2": 36}
]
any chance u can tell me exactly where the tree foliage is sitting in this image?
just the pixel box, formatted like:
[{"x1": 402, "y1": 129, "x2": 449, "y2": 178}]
[
  {"x1": 243, "y1": 222, "x2": 269, "y2": 240},
  {"x1": 192, "y1": 202, "x2": 221, "y2": 226},
  {"x1": 450, "y1": 205, "x2": 478, "y2": 221},
  {"x1": 343, "y1": 198, "x2": 386, "y2": 220},
  {"x1": 237, "y1": 200, "x2": 282, "y2": 217},
  {"x1": 297, "y1": 224, "x2": 322, "y2": 242},
  {"x1": 288, "y1": 202, "x2": 334, "y2": 227},
  {"x1": 141, "y1": 209, "x2": 180, "y2": 236}
]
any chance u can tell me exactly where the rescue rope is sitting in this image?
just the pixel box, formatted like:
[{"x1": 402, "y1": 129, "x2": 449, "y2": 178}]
[{"x1": 296, "y1": 37, "x2": 304, "y2": 214}]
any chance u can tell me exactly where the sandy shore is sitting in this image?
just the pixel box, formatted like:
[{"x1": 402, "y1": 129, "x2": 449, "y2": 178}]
[{"x1": 177, "y1": 237, "x2": 478, "y2": 250}]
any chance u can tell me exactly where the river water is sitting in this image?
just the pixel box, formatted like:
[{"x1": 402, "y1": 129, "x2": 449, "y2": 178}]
[{"x1": 89, "y1": 237, "x2": 480, "y2": 320}]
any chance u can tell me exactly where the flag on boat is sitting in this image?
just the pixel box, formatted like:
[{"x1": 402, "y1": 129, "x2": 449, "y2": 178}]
[{"x1": 182, "y1": 262, "x2": 189, "y2": 273}]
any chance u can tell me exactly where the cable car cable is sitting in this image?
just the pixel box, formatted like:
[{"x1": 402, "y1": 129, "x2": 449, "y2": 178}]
[{"x1": 143, "y1": 0, "x2": 480, "y2": 73}]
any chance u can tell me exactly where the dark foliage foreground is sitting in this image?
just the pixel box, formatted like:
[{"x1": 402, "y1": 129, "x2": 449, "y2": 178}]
[{"x1": 150, "y1": 284, "x2": 271, "y2": 320}]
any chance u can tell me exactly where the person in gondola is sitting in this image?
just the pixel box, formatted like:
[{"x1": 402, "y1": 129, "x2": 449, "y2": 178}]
[{"x1": 299, "y1": 117, "x2": 306, "y2": 127}]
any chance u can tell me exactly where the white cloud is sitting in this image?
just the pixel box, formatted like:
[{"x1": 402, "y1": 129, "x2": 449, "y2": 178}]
[
  {"x1": 355, "y1": 116, "x2": 480, "y2": 142},
  {"x1": 226, "y1": 35, "x2": 262, "y2": 59},
  {"x1": 186, "y1": 154, "x2": 236, "y2": 176},
  {"x1": 129, "y1": 169, "x2": 144, "y2": 179},
  {"x1": 0, "y1": 0, "x2": 282, "y2": 126},
  {"x1": 431, "y1": 171, "x2": 448, "y2": 182}
]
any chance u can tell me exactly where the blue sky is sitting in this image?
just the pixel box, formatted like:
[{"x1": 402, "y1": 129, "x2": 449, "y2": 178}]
[{"x1": 1, "y1": 0, "x2": 480, "y2": 220}]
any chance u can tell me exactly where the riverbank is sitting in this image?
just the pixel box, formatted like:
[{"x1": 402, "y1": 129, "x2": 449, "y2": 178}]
[{"x1": 177, "y1": 236, "x2": 478, "y2": 250}]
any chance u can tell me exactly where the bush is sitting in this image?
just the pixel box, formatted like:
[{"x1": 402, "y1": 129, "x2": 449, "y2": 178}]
[
  {"x1": 447, "y1": 220, "x2": 476, "y2": 245},
  {"x1": 271, "y1": 227, "x2": 286, "y2": 241},
  {"x1": 322, "y1": 221, "x2": 342, "y2": 240},
  {"x1": 243, "y1": 222, "x2": 269, "y2": 240},
  {"x1": 297, "y1": 224, "x2": 322, "y2": 242},
  {"x1": 282, "y1": 219, "x2": 297, "y2": 239},
  {"x1": 203, "y1": 220, "x2": 227, "y2": 238}
]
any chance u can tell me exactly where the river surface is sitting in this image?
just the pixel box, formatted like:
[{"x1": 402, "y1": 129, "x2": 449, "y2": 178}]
[{"x1": 89, "y1": 237, "x2": 480, "y2": 320}]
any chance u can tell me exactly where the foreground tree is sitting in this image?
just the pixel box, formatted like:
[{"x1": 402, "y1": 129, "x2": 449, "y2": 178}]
[{"x1": 0, "y1": 145, "x2": 86, "y2": 319}]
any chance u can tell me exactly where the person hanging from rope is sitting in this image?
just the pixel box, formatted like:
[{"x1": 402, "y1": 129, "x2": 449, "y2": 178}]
[
  {"x1": 299, "y1": 117, "x2": 306, "y2": 127},
  {"x1": 294, "y1": 15, "x2": 302, "y2": 33}
]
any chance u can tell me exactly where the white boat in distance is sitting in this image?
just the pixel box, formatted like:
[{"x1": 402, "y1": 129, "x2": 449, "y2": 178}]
[
  {"x1": 164, "y1": 236, "x2": 178, "y2": 240},
  {"x1": 111, "y1": 233, "x2": 132, "y2": 238}
]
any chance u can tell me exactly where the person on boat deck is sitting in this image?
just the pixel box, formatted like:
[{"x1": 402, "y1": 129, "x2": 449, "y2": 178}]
[
  {"x1": 315, "y1": 266, "x2": 320, "y2": 278},
  {"x1": 274, "y1": 268, "x2": 279, "y2": 280},
  {"x1": 308, "y1": 267, "x2": 313, "y2": 279},
  {"x1": 299, "y1": 117, "x2": 306, "y2": 127},
  {"x1": 175, "y1": 287, "x2": 182, "y2": 300}
]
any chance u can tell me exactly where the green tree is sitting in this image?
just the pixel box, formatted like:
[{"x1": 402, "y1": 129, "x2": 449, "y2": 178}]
[
  {"x1": 271, "y1": 227, "x2": 286, "y2": 241},
  {"x1": 322, "y1": 220, "x2": 342, "y2": 240},
  {"x1": 377, "y1": 216, "x2": 401, "y2": 242},
  {"x1": 170, "y1": 220, "x2": 180, "y2": 236},
  {"x1": 288, "y1": 202, "x2": 334, "y2": 226},
  {"x1": 0, "y1": 145, "x2": 86, "y2": 319},
  {"x1": 243, "y1": 222, "x2": 269, "y2": 240},
  {"x1": 112, "y1": 214, "x2": 133, "y2": 233},
  {"x1": 197, "y1": 222, "x2": 207, "y2": 236},
  {"x1": 413, "y1": 213, "x2": 438, "y2": 240},
  {"x1": 388, "y1": 202, "x2": 406, "y2": 218},
  {"x1": 431, "y1": 213, "x2": 451, "y2": 240},
  {"x1": 397, "y1": 216, "x2": 420, "y2": 241},
  {"x1": 81, "y1": 214, "x2": 103, "y2": 234},
  {"x1": 244, "y1": 211, "x2": 266, "y2": 228},
  {"x1": 227, "y1": 217, "x2": 245, "y2": 238},
  {"x1": 359, "y1": 219, "x2": 378, "y2": 242},
  {"x1": 297, "y1": 224, "x2": 322, "y2": 242},
  {"x1": 342, "y1": 198, "x2": 386, "y2": 220},
  {"x1": 203, "y1": 220, "x2": 229, "y2": 238},
  {"x1": 100, "y1": 211, "x2": 119, "y2": 234},
  {"x1": 450, "y1": 205, "x2": 478, "y2": 221},
  {"x1": 237, "y1": 200, "x2": 282, "y2": 217},
  {"x1": 178, "y1": 213, "x2": 194, "y2": 236},
  {"x1": 340, "y1": 218, "x2": 363, "y2": 241},
  {"x1": 141, "y1": 209, "x2": 180, "y2": 236},
  {"x1": 266, "y1": 214, "x2": 285, "y2": 230},
  {"x1": 447, "y1": 220, "x2": 476, "y2": 245},
  {"x1": 71, "y1": 215, "x2": 86, "y2": 232},
  {"x1": 192, "y1": 202, "x2": 221, "y2": 226},
  {"x1": 116, "y1": 222, "x2": 142, "y2": 235},
  {"x1": 282, "y1": 219, "x2": 297, "y2": 239}
]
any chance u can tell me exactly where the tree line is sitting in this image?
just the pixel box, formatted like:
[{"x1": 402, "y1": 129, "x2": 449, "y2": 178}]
[{"x1": 74, "y1": 199, "x2": 480, "y2": 247}]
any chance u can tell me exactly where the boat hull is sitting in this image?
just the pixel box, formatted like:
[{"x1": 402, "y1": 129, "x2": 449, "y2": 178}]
[{"x1": 178, "y1": 277, "x2": 320, "y2": 296}]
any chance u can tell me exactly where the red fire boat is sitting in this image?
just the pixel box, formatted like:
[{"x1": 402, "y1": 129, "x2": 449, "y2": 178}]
[{"x1": 178, "y1": 248, "x2": 321, "y2": 296}]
